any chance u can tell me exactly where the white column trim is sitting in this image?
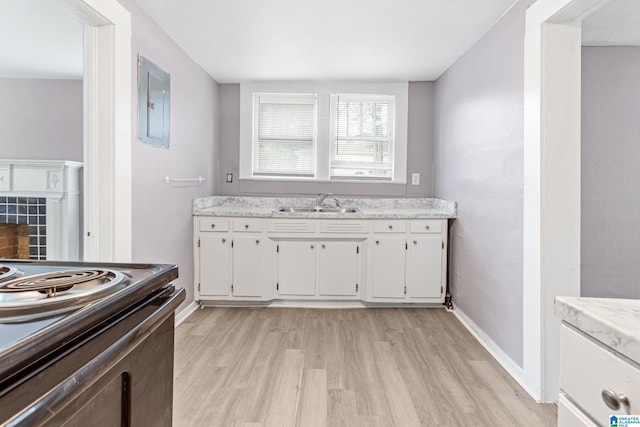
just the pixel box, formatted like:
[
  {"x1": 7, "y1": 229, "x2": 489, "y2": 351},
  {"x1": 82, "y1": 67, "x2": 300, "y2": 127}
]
[{"x1": 523, "y1": 0, "x2": 611, "y2": 402}]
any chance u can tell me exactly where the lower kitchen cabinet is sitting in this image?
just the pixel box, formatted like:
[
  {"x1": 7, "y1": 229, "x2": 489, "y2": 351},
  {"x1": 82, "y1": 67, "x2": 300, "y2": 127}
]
[
  {"x1": 318, "y1": 241, "x2": 359, "y2": 296},
  {"x1": 198, "y1": 232, "x2": 231, "y2": 297},
  {"x1": 406, "y1": 236, "x2": 443, "y2": 298},
  {"x1": 277, "y1": 241, "x2": 316, "y2": 296},
  {"x1": 371, "y1": 237, "x2": 406, "y2": 298},
  {"x1": 231, "y1": 236, "x2": 266, "y2": 297},
  {"x1": 277, "y1": 240, "x2": 360, "y2": 297},
  {"x1": 195, "y1": 216, "x2": 448, "y2": 304}
]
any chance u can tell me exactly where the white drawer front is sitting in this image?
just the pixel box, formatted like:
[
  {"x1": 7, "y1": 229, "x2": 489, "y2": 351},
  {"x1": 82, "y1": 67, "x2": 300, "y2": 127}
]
[
  {"x1": 320, "y1": 220, "x2": 369, "y2": 234},
  {"x1": 199, "y1": 218, "x2": 229, "y2": 232},
  {"x1": 267, "y1": 219, "x2": 316, "y2": 233},
  {"x1": 372, "y1": 220, "x2": 406, "y2": 233},
  {"x1": 560, "y1": 325, "x2": 640, "y2": 423},
  {"x1": 233, "y1": 219, "x2": 263, "y2": 232},
  {"x1": 410, "y1": 220, "x2": 442, "y2": 234},
  {"x1": 558, "y1": 393, "x2": 598, "y2": 427}
]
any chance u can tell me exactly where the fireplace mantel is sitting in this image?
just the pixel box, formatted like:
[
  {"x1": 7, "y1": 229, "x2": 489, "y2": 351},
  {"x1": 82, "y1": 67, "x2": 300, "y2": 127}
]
[{"x1": 0, "y1": 160, "x2": 83, "y2": 261}]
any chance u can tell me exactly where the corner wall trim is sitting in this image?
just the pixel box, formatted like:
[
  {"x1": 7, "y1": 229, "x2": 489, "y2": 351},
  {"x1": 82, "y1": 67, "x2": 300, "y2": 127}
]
[
  {"x1": 175, "y1": 301, "x2": 199, "y2": 327},
  {"x1": 452, "y1": 306, "x2": 539, "y2": 402}
]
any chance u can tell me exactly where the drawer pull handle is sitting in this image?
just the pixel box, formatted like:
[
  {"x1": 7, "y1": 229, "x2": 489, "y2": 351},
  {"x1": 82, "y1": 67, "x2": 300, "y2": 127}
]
[
  {"x1": 602, "y1": 389, "x2": 631, "y2": 414},
  {"x1": 388, "y1": 225, "x2": 393, "y2": 230}
]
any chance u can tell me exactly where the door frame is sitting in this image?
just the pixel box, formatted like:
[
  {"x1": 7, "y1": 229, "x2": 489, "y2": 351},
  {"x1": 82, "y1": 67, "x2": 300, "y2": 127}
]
[
  {"x1": 54, "y1": 0, "x2": 132, "y2": 262},
  {"x1": 523, "y1": 0, "x2": 611, "y2": 402}
]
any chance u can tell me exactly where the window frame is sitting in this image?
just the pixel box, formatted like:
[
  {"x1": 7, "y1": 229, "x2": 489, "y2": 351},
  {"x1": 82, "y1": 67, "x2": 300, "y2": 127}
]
[
  {"x1": 251, "y1": 92, "x2": 318, "y2": 178},
  {"x1": 329, "y1": 93, "x2": 396, "y2": 181},
  {"x1": 239, "y1": 81, "x2": 408, "y2": 183}
]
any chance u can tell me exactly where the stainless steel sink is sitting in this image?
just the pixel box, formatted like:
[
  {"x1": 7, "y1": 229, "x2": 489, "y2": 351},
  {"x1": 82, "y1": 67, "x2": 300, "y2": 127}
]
[{"x1": 275, "y1": 207, "x2": 360, "y2": 214}]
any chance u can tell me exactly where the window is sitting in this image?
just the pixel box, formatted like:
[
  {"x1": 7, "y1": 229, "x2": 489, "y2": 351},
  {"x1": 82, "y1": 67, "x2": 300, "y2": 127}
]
[
  {"x1": 330, "y1": 94, "x2": 395, "y2": 180},
  {"x1": 239, "y1": 82, "x2": 408, "y2": 183},
  {"x1": 252, "y1": 93, "x2": 316, "y2": 177}
]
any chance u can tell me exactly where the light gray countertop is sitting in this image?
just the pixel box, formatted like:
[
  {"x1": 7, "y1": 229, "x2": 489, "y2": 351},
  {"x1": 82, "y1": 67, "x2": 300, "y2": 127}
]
[
  {"x1": 555, "y1": 296, "x2": 640, "y2": 365},
  {"x1": 193, "y1": 196, "x2": 457, "y2": 219}
]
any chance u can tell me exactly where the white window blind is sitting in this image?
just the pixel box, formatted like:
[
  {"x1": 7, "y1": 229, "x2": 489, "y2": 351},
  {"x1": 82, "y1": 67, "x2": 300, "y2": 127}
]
[
  {"x1": 330, "y1": 94, "x2": 395, "y2": 180},
  {"x1": 252, "y1": 93, "x2": 316, "y2": 177}
]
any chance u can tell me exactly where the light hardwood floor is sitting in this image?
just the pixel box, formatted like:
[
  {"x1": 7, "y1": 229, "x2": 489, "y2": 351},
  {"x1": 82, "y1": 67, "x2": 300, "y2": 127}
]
[{"x1": 173, "y1": 307, "x2": 556, "y2": 426}]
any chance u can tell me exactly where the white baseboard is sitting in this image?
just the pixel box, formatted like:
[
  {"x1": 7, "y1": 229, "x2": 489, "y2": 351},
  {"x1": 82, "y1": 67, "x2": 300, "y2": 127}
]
[
  {"x1": 175, "y1": 301, "x2": 198, "y2": 327},
  {"x1": 452, "y1": 305, "x2": 538, "y2": 400}
]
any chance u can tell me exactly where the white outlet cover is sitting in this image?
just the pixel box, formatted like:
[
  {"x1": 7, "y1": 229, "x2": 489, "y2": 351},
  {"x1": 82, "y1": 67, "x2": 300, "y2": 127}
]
[{"x1": 411, "y1": 173, "x2": 420, "y2": 185}]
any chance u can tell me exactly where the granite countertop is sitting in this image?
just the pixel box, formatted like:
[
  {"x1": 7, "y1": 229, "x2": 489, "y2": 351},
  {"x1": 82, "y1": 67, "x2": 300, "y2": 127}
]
[
  {"x1": 555, "y1": 296, "x2": 640, "y2": 365},
  {"x1": 192, "y1": 196, "x2": 457, "y2": 219}
]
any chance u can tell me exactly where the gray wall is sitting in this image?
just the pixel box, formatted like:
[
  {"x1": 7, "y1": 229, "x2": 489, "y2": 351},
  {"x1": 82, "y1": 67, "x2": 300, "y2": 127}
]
[
  {"x1": 0, "y1": 78, "x2": 82, "y2": 161},
  {"x1": 433, "y1": 0, "x2": 534, "y2": 367},
  {"x1": 217, "y1": 81, "x2": 434, "y2": 197},
  {"x1": 581, "y1": 46, "x2": 640, "y2": 299},
  {"x1": 117, "y1": 0, "x2": 219, "y2": 312}
]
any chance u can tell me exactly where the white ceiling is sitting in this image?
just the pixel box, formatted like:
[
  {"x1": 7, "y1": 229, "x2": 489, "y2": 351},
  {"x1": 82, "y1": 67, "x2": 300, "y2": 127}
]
[
  {"x1": 582, "y1": 0, "x2": 640, "y2": 46},
  {"x1": 132, "y1": 0, "x2": 520, "y2": 83},
  {"x1": 0, "y1": 0, "x2": 83, "y2": 79}
]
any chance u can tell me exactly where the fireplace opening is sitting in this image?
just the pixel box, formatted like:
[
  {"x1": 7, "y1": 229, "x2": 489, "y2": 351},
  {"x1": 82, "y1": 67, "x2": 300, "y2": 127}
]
[
  {"x1": 0, "y1": 224, "x2": 30, "y2": 259},
  {"x1": 0, "y1": 197, "x2": 47, "y2": 260}
]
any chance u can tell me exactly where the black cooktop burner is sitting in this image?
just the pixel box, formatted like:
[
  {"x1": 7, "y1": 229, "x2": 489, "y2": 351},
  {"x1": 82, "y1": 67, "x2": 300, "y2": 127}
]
[{"x1": 0, "y1": 269, "x2": 115, "y2": 297}]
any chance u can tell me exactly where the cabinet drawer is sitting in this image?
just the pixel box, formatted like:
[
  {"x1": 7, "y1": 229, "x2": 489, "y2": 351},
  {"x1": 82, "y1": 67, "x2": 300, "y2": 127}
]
[
  {"x1": 199, "y1": 218, "x2": 229, "y2": 232},
  {"x1": 233, "y1": 219, "x2": 263, "y2": 232},
  {"x1": 267, "y1": 219, "x2": 316, "y2": 233},
  {"x1": 372, "y1": 220, "x2": 406, "y2": 233},
  {"x1": 560, "y1": 325, "x2": 640, "y2": 422},
  {"x1": 558, "y1": 393, "x2": 598, "y2": 427},
  {"x1": 410, "y1": 220, "x2": 442, "y2": 234}
]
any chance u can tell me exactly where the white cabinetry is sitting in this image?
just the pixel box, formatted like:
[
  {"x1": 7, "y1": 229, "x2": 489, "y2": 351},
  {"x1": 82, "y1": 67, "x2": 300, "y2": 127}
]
[
  {"x1": 368, "y1": 219, "x2": 446, "y2": 303},
  {"x1": 195, "y1": 215, "x2": 448, "y2": 305},
  {"x1": 197, "y1": 219, "x2": 231, "y2": 297},
  {"x1": 559, "y1": 324, "x2": 640, "y2": 426},
  {"x1": 277, "y1": 241, "x2": 316, "y2": 296},
  {"x1": 318, "y1": 241, "x2": 358, "y2": 297}
]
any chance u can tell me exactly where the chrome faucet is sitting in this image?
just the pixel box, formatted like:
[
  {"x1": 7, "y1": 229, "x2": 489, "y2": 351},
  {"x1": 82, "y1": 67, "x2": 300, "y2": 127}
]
[{"x1": 315, "y1": 193, "x2": 341, "y2": 208}]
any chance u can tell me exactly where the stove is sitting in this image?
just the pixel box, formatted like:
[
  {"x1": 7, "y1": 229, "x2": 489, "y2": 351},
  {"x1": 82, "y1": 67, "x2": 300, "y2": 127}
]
[{"x1": 0, "y1": 259, "x2": 184, "y2": 426}]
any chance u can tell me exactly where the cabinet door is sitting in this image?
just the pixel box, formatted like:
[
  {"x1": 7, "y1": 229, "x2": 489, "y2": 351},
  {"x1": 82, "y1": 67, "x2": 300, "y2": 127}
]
[
  {"x1": 318, "y1": 241, "x2": 358, "y2": 296},
  {"x1": 371, "y1": 237, "x2": 406, "y2": 298},
  {"x1": 406, "y1": 236, "x2": 443, "y2": 299},
  {"x1": 199, "y1": 233, "x2": 231, "y2": 296},
  {"x1": 232, "y1": 236, "x2": 264, "y2": 297},
  {"x1": 278, "y1": 241, "x2": 316, "y2": 296}
]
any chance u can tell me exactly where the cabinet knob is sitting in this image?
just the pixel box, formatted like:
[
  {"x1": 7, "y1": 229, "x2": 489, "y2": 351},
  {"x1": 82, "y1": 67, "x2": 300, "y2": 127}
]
[
  {"x1": 311, "y1": 244, "x2": 315, "y2": 250},
  {"x1": 376, "y1": 240, "x2": 380, "y2": 245},
  {"x1": 425, "y1": 225, "x2": 430, "y2": 230},
  {"x1": 244, "y1": 224, "x2": 249, "y2": 229},
  {"x1": 322, "y1": 244, "x2": 326, "y2": 249},
  {"x1": 601, "y1": 389, "x2": 630, "y2": 414},
  {"x1": 388, "y1": 225, "x2": 393, "y2": 230},
  {"x1": 413, "y1": 240, "x2": 417, "y2": 245},
  {"x1": 222, "y1": 238, "x2": 226, "y2": 243},
  {"x1": 255, "y1": 240, "x2": 260, "y2": 245},
  {"x1": 211, "y1": 224, "x2": 215, "y2": 229}
]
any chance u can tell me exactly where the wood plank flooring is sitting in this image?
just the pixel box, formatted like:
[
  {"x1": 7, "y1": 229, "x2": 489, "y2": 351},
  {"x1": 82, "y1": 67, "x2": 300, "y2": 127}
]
[{"x1": 173, "y1": 307, "x2": 556, "y2": 426}]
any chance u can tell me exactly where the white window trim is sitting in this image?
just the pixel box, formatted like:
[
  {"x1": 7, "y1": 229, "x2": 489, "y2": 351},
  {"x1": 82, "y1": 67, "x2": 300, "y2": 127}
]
[
  {"x1": 239, "y1": 81, "x2": 408, "y2": 183},
  {"x1": 329, "y1": 93, "x2": 396, "y2": 180}
]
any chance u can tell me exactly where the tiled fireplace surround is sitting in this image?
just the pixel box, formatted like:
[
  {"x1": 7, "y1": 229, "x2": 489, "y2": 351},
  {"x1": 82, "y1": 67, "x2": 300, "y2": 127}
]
[{"x1": 0, "y1": 160, "x2": 82, "y2": 261}]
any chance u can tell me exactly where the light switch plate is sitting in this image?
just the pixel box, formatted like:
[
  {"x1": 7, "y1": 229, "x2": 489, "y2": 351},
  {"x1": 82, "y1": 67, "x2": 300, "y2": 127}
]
[{"x1": 411, "y1": 173, "x2": 420, "y2": 186}]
